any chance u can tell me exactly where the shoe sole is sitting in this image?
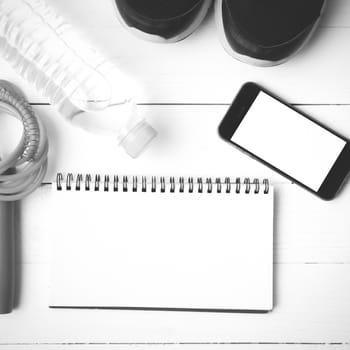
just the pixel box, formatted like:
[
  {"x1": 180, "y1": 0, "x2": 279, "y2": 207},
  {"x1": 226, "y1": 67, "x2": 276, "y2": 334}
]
[
  {"x1": 112, "y1": 0, "x2": 212, "y2": 43},
  {"x1": 215, "y1": 0, "x2": 328, "y2": 67}
]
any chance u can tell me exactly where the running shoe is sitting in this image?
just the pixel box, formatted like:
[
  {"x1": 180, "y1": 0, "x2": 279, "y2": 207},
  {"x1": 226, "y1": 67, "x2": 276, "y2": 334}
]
[
  {"x1": 114, "y1": 0, "x2": 212, "y2": 43},
  {"x1": 215, "y1": 0, "x2": 327, "y2": 66}
]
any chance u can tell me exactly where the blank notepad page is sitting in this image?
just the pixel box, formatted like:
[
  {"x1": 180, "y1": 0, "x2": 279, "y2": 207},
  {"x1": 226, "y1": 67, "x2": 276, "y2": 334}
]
[{"x1": 50, "y1": 175, "x2": 274, "y2": 311}]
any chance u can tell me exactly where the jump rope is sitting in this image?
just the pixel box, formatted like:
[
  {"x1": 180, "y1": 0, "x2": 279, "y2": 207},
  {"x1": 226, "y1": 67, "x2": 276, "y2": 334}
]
[{"x1": 0, "y1": 80, "x2": 48, "y2": 314}]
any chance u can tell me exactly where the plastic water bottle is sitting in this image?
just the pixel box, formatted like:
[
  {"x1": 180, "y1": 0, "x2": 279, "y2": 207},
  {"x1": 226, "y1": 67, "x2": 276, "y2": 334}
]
[{"x1": 0, "y1": 0, "x2": 157, "y2": 158}]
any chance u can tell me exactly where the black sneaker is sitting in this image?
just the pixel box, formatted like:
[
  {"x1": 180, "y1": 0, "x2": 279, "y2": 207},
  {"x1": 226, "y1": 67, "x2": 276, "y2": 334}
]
[
  {"x1": 215, "y1": 0, "x2": 327, "y2": 66},
  {"x1": 114, "y1": 0, "x2": 212, "y2": 43}
]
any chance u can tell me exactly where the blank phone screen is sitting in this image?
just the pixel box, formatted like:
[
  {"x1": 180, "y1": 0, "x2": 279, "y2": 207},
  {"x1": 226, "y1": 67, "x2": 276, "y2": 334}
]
[{"x1": 231, "y1": 92, "x2": 346, "y2": 191}]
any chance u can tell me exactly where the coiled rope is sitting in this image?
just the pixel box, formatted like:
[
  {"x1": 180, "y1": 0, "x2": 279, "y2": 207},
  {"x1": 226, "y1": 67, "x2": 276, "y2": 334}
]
[{"x1": 0, "y1": 80, "x2": 48, "y2": 201}]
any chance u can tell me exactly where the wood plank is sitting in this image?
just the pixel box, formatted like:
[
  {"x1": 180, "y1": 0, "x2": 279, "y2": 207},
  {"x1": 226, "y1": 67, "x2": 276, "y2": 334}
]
[
  {"x1": 47, "y1": 0, "x2": 350, "y2": 28},
  {"x1": 0, "y1": 264, "x2": 350, "y2": 343},
  {"x1": 14, "y1": 104, "x2": 350, "y2": 264},
  {"x1": 21, "y1": 176, "x2": 350, "y2": 265},
  {"x1": 1, "y1": 1, "x2": 350, "y2": 104},
  {"x1": 31, "y1": 104, "x2": 350, "y2": 183},
  {"x1": 20, "y1": 178, "x2": 350, "y2": 265}
]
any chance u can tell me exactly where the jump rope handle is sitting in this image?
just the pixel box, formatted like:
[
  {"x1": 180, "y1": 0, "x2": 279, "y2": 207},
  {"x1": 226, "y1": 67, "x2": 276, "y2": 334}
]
[{"x1": 0, "y1": 201, "x2": 15, "y2": 314}]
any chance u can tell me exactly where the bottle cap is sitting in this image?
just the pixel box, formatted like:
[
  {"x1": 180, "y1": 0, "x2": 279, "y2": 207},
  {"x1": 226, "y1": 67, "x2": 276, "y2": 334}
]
[{"x1": 119, "y1": 119, "x2": 157, "y2": 158}]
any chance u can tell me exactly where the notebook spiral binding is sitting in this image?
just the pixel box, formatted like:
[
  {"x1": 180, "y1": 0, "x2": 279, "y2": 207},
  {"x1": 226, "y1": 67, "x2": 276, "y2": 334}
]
[{"x1": 56, "y1": 173, "x2": 270, "y2": 194}]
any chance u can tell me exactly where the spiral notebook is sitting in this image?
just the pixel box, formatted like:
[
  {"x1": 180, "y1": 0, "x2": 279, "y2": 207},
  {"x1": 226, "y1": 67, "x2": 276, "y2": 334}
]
[{"x1": 50, "y1": 173, "x2": 274, "y2": 312}]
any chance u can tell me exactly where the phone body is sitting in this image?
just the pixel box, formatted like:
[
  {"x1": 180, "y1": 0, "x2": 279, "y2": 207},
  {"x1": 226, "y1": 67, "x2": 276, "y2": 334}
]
[{"x1": 218, "y1": 82, "x2": 350, "y2": 200}]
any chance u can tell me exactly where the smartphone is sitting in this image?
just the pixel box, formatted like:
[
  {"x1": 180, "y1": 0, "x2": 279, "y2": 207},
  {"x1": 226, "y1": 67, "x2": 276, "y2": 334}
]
[{"x1": 218, "y1": 82, "x2": 350, "y2": 200}]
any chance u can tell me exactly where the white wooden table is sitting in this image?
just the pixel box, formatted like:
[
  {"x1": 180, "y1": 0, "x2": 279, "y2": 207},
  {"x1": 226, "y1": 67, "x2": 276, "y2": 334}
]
[{"x1": 0, "y1": 0, "x2": 350, "y2": 349}]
